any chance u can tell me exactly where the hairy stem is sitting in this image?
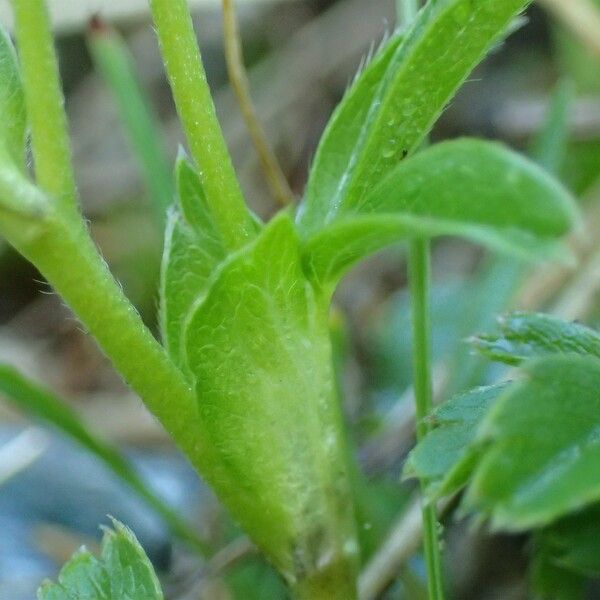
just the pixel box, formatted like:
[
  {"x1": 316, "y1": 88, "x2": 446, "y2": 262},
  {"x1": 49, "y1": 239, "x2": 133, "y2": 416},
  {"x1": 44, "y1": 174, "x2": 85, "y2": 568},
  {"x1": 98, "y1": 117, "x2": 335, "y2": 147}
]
[
  {"x1": 6, "y1": 212, "x2": 208, "y2": 479},
  {"x1": 222, "y1": 0, "x2": 294, "y2": 208},
  {"x1": 408, "y1": 239, "x2": 445, "y2": 600},
  {"x1": 6, "y1": 0, "x2": 211, "y2": 499},
  {"x1": 11, "y1": 0, "x2": 79, "y2": 220},
  {"x1": 149, "y1": 0, "x2": 255, "y2": 249}
]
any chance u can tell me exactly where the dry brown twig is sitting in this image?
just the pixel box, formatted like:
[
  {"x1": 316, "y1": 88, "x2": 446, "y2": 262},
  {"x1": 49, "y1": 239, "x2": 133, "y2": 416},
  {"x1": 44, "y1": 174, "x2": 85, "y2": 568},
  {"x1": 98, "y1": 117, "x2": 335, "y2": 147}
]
[{"x1": 222, "y1": 0, "x2": 295, "y2": 207}]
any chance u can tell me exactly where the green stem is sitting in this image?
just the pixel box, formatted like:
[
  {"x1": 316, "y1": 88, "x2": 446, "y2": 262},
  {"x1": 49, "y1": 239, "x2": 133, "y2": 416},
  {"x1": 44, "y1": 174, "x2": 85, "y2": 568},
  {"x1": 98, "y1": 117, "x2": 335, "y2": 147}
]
[
  {"x1": 408, "y1": 238, "x2": 445, "y2": 600},
  {"x1": 12, "y1": 0, "x2": 79, "y2": 221},
  {"x1": 16, "y1": 216, "x2": 205, "y2": 466},
  {"x1": 6, "y1": 0, "x2": 213, "y2": 506},
  {"x1": 148, "y1": 0, "x2": 255, "y2": 250},
  {"x1": 400, "y1": 3, "x2": 441, "y2": 597}
]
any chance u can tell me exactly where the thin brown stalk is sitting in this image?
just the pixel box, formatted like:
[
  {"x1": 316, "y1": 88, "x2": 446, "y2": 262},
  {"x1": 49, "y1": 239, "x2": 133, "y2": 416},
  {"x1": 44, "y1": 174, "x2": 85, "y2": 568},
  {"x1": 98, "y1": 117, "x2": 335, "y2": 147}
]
[{"x1": 222, "y1": 0, "x2": 294, "y2": 207}]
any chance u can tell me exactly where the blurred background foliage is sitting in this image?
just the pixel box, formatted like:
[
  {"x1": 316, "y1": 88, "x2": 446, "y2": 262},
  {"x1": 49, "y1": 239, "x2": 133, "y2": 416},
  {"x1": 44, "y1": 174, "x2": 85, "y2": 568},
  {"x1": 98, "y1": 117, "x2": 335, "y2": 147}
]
[{"x1": 1, "y1": 0, "x2": 600, "y2": 598}]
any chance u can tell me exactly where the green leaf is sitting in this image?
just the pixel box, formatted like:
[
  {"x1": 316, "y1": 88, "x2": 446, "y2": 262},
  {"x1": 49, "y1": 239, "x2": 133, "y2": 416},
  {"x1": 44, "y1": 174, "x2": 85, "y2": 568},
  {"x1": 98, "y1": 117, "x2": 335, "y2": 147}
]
[
  {"x1": 0, "y1": 364, "x2": 207, "y2": 554},
  {"x1": 182, "y1": 212, "x2": 356, "y2": 582},
  {"x1": 159, "y1": 155, "x2": 227, "y2": 366},
  {"x1": 472, "y1": 312, "x2": 600, "y2": 366},
  {"x1": 0, "y1": 23, "x2": 27, "y2": 171},
  {"x1": 37, "y1": 519, "x2": 164, "y2": 600},
  {"x1": 299, "y1": 0, "x2": 533, "y2": 233},
  {"x1": 539, "y1": 504, "x2": 600, "y2": 578},
  {"x1": 403, "y1": 383, "x2": 509, "y2": 499},
  {"x1": 531, "y1": 539, "x2": 586, "y2": 600},
  {"x1": 465, "y1": 355, "x2": 600, "y2": 530},
  {"x1": 302, "y1": 139, "x2": 578, "y2": 286},
  {"x1": 299, "y1": 30, "x2": 404, "y2": 226}
]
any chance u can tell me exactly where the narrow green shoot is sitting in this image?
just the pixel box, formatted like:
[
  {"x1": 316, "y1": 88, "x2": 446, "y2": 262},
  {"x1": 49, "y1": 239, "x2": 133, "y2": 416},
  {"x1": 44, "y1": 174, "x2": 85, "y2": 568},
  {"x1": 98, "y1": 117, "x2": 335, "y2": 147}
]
[
  {"x1": 408, "y1": 238, "x2": 445, "y2": 600},
  {"x1": 148, "y1": 0, "x2": 256, "y2": 249},
  {"x1": 88, "y1": 17, "x2": 174, "y2": 223},
  {"x1": 3, "y1": 207, "x2": 208, "y2": 489},
  {"x1": 401, "y1": 3, "x2": 441, "y2": 596},
  {"x1": 11, "y1": 0, "x2": 79, "y2": 220}
]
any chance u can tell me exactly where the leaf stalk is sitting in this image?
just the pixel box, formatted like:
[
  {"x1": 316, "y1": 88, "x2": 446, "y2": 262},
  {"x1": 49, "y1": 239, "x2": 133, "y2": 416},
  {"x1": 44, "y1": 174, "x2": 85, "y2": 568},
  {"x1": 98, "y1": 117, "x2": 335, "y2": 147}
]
[
  {"x1": 408, "y1": 238, "x2": 445, "y2": 600},
  {"x1": 149, "y1": 0, "x2": 256, "y2": 250}
]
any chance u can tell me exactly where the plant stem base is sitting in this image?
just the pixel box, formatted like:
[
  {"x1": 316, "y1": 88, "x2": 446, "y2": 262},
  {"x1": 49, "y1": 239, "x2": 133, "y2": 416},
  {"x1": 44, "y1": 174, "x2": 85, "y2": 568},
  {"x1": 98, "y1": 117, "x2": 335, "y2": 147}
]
[{"x1": 291, "y1": 559, "x2": 358, "y2": 600}]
